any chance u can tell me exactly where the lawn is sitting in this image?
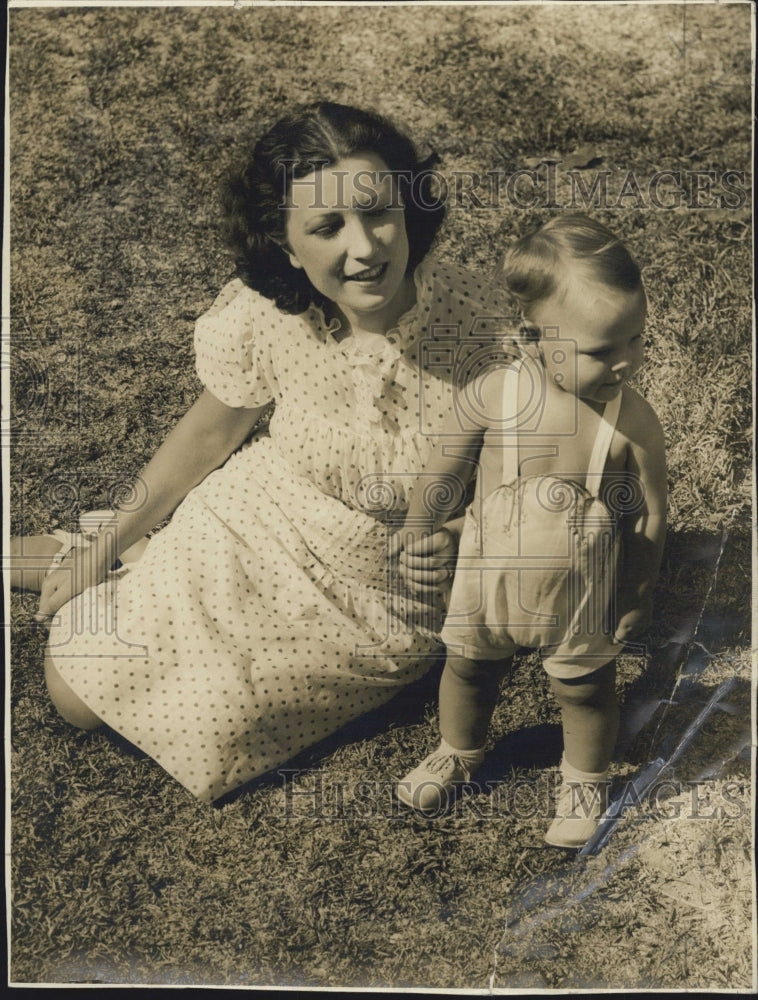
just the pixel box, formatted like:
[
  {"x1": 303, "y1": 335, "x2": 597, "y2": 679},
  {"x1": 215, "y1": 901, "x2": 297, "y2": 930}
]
[{"x1": 6, "y1": 1, "x2": 755, "y2": 990}]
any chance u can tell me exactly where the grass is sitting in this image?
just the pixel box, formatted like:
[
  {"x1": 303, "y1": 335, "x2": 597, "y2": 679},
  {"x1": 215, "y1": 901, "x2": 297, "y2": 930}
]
[{"x1": 7, "y1": 2, "x2": 755, "y2": 990}]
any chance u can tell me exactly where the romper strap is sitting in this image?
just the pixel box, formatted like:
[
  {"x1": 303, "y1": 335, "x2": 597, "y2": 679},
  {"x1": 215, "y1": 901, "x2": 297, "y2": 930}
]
[
  {"x1": 585, "y1": 390, "x2": 622, "y2": 495},
  {"x1": 500, "y1": 359, "x2": 523, "y2": 484}
]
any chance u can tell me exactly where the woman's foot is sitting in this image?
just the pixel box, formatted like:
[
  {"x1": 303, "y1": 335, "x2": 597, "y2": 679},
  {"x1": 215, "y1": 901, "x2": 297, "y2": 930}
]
[
  {"x1": 9, "y1": 535, "x2": 65, "y2": 592},
  {"x1": 11, "y1": 515, "x2": 151, "y2": 595}
]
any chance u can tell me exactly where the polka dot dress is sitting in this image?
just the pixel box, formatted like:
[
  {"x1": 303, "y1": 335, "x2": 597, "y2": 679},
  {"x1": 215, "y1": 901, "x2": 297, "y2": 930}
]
[{"x1": 50, "y1": 257, "x2": 515, "y2": 801}]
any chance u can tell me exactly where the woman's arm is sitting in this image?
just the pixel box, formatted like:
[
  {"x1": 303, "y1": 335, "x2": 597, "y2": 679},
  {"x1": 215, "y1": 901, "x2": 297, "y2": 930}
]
[
  {"x1": 37, "y1": 389, "x2": 266, "y2": 617},
  {"x1": 106, "y1": 389, "x2": 266, "y2": 552}
]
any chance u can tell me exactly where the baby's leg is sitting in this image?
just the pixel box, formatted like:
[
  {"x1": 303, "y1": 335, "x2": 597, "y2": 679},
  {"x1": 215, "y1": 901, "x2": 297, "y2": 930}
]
[
  {"x1": 396, "y1": 653, "x2": 512, "y2": 813},
  {"x1": 9, "y1": 535, "x2": 64, "y2": 592},
  {"x1": 546, "y1": 661, "x2": 618, "y2": 847},
  {"x1": 549, "y1": 661, "x2": 618, "y2": 773},
  {"x1": 44, "y1": 653, "x2": 102, "y2": 730},
  {"x1": 439, "y1": 654, "x2": 512, "y2": 749}
]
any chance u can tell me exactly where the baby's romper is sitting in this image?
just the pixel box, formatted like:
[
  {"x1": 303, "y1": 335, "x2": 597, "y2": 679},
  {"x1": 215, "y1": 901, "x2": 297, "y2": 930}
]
[{"x1": 440, "y1": 360, "x2": 625, "y2": 678}]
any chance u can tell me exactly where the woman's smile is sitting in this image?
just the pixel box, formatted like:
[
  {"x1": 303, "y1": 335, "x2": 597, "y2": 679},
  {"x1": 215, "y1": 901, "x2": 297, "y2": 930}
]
[{"x1": 344, "y1": 262, "x2": 388, "y2": 283}]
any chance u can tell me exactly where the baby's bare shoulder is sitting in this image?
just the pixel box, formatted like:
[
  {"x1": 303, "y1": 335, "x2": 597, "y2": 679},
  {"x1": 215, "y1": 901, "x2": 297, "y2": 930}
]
[
  {"x1": 620, "y1": 385, "x2": 663, "y2": 434},
  {"x1": 618, "y1": 386, "x2": 666, "y2": 470},
  {"x1": 463, "y1": 361, "x2": 515, "y2": 429}
]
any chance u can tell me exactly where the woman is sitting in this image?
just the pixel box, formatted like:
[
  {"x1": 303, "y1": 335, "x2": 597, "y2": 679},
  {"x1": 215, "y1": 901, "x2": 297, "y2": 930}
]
[{"x1": 17, "y1": 102, "x2": 514, "y2": 802}]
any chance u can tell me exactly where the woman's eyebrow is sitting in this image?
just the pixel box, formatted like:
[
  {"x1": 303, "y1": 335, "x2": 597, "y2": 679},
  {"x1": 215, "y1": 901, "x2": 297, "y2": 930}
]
[
  {"x1": 354, "y1": 192, "x2": 393, "y2": 209},
  {"x1": 299, "y1": 183, "x2": 397, "y2": 218}
]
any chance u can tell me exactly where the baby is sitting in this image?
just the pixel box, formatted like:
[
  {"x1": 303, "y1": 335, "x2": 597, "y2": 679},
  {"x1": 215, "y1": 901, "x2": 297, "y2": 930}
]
[{"x1": 393, "y1": 213, "x2": 667, "y2": 847}]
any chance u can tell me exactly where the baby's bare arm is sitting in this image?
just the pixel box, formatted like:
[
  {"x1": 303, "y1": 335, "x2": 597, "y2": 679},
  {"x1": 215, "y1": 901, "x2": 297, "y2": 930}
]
[
  {"x1": 400, "y1": 420, "x2": 482, "y2": 550},
  {"x1": 398, "y1": 368, "x2": 510, "y2": 549},
  {"x1": 616, "y1": 391, "x2": 667, "y2": 638}
]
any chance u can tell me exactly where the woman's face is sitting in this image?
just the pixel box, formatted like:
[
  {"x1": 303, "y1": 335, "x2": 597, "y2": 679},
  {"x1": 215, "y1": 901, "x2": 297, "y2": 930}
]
[{"x1": 283, "y1": 152, "x2": 411, "y2": 329}]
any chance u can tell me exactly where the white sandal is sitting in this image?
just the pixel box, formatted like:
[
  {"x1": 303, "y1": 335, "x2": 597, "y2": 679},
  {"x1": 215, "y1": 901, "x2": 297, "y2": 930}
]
[{"x1": 46, "y1": 510, "x2": 149, "y2": 577}]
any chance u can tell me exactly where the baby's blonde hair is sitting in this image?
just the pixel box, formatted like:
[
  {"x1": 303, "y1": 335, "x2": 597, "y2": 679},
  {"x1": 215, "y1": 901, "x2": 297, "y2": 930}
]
[{"x1": 502, "y1": 213, "x2": 642, "y2": 312}]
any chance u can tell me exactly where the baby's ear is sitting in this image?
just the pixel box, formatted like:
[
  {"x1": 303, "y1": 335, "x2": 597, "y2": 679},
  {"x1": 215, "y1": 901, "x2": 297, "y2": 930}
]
[
  {"x1": 499, "y1": 334, "x2": 522, "y2": 361},
  {"x1": 513, "y1": 339, "x2": 541, "y2": 363}
]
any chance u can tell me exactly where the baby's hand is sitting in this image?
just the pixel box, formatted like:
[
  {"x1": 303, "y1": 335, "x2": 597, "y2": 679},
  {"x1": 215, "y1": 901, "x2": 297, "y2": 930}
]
[{"x1": 612, "y1": 597, "x2": 653, "y2": 646}]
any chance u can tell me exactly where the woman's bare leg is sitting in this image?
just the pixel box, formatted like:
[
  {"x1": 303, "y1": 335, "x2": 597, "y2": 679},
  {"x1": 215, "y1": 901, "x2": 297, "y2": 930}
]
[{"x1": 44, "y1": 652, "x2": 102, "y2": 730}]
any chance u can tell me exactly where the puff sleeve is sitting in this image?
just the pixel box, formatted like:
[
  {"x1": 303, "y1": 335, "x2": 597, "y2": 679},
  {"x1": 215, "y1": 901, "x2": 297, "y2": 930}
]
[{"x1": 193, "y1": 279, "x2": 276, "y2": 409}]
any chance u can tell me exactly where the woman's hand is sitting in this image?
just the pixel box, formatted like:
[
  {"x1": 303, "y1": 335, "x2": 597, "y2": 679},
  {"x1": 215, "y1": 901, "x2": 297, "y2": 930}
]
[
  {"x1": 35, "y1": 533, "x2": 115, "y2": 623},
  {"x1": 394, "y1": 517, "x2": 462, "y2": 599}
]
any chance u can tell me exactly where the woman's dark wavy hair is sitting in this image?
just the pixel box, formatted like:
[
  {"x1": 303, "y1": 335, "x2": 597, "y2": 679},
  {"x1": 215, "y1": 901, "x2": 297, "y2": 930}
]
[
  {"x1": 220, "y1": 102, "x2": 446, "y2": 314},
  {"x1": 502, "y1": 213, "x2": 642, "y2": 312}
]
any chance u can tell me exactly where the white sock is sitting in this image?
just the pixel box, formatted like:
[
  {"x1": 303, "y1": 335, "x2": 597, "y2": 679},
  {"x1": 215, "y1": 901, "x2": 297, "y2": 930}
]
[
  {"x1": 561, "y1": 753, "x2": 608, "y2": 783},
  {"x1": 438, "y1": 737, "x2": 486, "y2": 768}
]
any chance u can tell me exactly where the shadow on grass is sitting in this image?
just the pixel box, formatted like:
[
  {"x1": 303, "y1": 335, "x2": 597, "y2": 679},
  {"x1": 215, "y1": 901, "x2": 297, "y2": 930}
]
[
  {"x1": 615, "y1": 524, "x2": 751, "y2": 761},
  {"x1": 483, "y1": 724, "x2": 564, "y2": 775}
]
